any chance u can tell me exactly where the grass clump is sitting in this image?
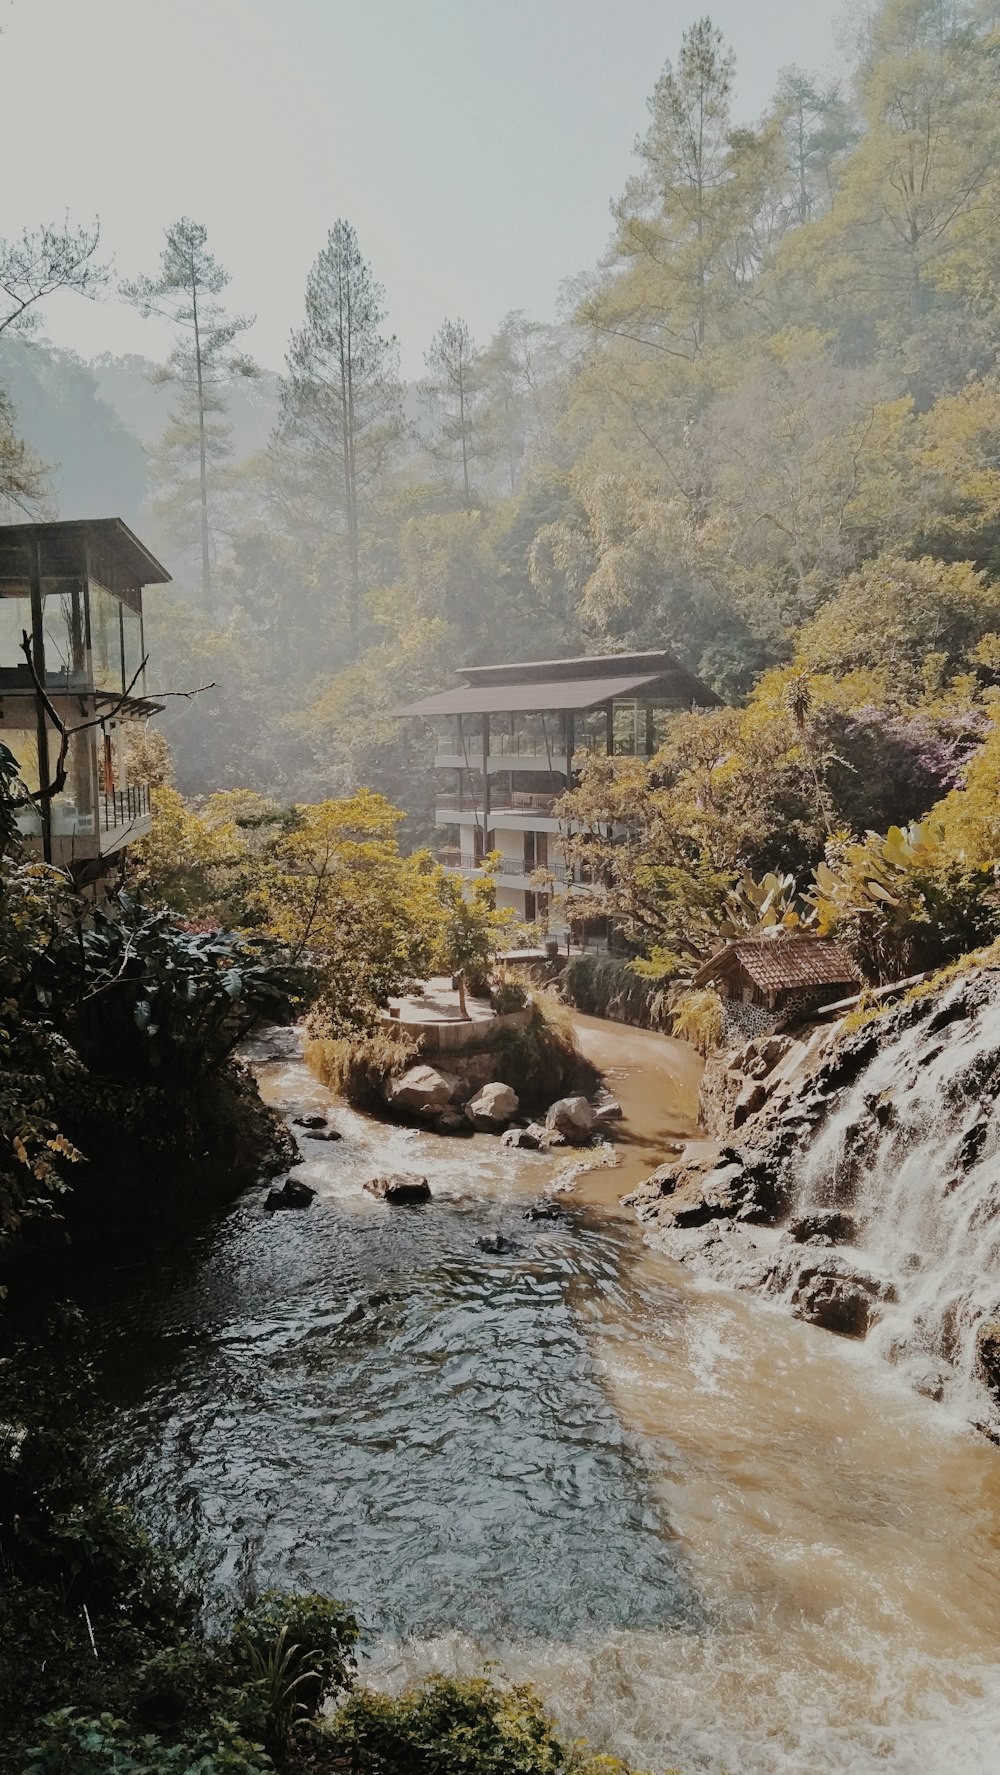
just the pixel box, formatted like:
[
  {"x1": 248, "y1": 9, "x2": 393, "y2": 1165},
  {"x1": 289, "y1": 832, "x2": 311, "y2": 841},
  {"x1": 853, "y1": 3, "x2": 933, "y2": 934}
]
[
  {"x1": 305, "y1": 1025, "x2": 418, "y2": 1112},
  {"x1": 668, "y1": 988, "x2": 724, "y2": 1056}
]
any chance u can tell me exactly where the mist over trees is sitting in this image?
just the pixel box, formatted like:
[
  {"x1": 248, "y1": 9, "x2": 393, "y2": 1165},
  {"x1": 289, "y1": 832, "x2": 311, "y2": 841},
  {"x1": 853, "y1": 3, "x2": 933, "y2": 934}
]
[{"x1": 6, "y1": 0, "x2": 1000, "y2": 864}]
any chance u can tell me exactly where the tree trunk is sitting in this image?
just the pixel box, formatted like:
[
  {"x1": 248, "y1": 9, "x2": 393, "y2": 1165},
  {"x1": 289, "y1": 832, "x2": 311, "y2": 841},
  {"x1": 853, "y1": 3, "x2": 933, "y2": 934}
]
[
  {"x1": 191, "y1": 262, "x2": 212, "y2": 613},
  {"x1": 456, "y1": 971, "x2": 470, "y2": 1021}
]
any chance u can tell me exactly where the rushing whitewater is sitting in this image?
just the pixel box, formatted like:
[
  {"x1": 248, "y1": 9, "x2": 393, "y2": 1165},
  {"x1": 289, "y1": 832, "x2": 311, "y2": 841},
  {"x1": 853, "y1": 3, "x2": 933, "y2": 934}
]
[
  {"x1": 634, "y1": 966, "x2": 1000, "y2": 1437},
  {"x1": 794, "y1": 974, "x2": 1000, "y2": 1427}
]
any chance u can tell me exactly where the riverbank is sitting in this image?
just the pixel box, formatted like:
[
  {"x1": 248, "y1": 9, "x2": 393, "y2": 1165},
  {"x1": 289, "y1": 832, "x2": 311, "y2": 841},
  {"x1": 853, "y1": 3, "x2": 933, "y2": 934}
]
[{"x1": 63, "y1": 1012, "x2": 1000, "y2": 1774}]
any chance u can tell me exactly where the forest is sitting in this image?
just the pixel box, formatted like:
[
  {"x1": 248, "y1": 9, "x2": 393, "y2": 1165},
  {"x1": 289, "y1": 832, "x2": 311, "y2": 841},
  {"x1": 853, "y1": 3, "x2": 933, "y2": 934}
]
[{"x1": 6, "y1": 0, "x2": 995, "y2": 996}]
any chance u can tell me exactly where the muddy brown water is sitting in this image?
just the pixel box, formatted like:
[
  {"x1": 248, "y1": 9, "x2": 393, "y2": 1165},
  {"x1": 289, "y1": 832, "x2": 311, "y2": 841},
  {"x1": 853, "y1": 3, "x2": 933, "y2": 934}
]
[{"x1": 83, "y1": 1016, "x2": 1000, "y2": 1774}]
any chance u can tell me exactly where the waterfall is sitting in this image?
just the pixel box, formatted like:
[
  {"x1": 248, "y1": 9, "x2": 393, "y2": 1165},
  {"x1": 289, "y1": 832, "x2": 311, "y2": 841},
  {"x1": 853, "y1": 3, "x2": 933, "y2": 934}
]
[{"x1": 789, "y1": 979, "x2": 1000, "y2": 1427}]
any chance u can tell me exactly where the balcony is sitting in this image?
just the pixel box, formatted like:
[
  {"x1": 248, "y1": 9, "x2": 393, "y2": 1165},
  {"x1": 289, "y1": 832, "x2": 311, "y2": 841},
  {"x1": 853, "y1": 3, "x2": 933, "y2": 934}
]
[
  {"x1": 100, "y1": 781, "x2": 151, "y2": 832},
  {"x1": 436, "y1": 790, "x2": 559, "y2": 822}
]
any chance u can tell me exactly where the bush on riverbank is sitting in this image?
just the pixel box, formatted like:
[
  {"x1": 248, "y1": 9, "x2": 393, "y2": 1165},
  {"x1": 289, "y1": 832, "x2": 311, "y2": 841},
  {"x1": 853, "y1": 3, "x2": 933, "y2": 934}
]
[
  {"x1": 306, "y1": 1024, "x2": 419, "y2": 1112},
  {"x1": 560, "y1": 955, "x2": 665, "y2": 1030}
]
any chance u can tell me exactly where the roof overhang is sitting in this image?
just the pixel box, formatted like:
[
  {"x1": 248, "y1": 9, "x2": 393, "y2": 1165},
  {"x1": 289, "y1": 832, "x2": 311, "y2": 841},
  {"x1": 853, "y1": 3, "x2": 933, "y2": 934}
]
[
  {"x1": 395, "y1": 668, "x2": 718, "y2": 719},
  {"x1": 0, "y1": 518, "x2": 171, "y2": 586}
]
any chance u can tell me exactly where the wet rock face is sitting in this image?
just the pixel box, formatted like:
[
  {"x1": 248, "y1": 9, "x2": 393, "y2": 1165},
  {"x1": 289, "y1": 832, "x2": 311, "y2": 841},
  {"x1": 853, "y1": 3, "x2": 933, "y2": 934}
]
[
  {"x1": 790, "y1": 1257, "x2": 897, "y2": 1338},
  {"x1": 625, "y1": 963, "x2": 1000, "y2": 1432},
  {"x1": 788, "y1": 1211, "x2": 858, "y2": 1246}
]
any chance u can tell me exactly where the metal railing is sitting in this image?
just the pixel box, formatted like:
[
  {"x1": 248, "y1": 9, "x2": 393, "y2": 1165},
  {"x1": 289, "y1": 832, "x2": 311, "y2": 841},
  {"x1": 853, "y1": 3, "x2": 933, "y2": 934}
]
[{"x1": 100, "y1": 781, "x2": 151, "y2": 831}]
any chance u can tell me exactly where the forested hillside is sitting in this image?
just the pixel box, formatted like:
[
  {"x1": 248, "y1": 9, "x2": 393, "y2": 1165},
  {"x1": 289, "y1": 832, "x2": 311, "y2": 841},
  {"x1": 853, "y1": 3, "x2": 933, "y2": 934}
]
[{"x1": 6, "y1": 1, "x2": 1000, "y2": 903}]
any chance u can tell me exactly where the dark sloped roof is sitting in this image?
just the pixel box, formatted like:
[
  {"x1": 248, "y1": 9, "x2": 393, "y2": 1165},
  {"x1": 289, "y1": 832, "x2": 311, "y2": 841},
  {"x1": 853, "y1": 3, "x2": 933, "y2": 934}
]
[
  {"x1": 394, "y1": 670, "x2": 698, "y2": 718},
  {"x1": 0, "y1": 518, "x2": 170, "y2": 585},
  {"x1": 692, "y1": 936, "x2": 861, "y2": 994}
]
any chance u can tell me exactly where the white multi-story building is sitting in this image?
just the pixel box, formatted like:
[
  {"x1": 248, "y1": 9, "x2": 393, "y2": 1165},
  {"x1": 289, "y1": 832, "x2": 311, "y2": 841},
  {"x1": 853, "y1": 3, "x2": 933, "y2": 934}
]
[{"x1": 396, "y1": 649, "x2": 719, "y2": 938}]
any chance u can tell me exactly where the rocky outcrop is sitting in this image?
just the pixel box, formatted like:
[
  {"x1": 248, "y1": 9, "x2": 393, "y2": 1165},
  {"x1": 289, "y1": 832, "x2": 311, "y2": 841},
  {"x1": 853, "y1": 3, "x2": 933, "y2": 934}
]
[
  {"x1": 545, "y1": 1096, "x2": 594, "y2": 1145},
  {"x1": 790, "y1": 1256, "x2": 897, "y2": 1337},
  {"x1": 465, "y1": 1082, "x2": 519, "y2": 1130},
  {"x1": 363, "y1": 1174, "x2": 432, "y2": 1203},
  {"x1": 625, "y1": 963, "x2": 1000, "y2": 1431}
]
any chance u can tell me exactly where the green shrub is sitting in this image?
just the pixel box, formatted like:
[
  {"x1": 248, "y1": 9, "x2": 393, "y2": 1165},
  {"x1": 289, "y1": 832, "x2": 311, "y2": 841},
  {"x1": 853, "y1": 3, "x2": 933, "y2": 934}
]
[
  {"x1": 488, "y1": 973, "x2": 530, "y2": 1014},
  {"x1": 24, "y1": 1708, "x2": 273, "y2": 1775},
  {"x1": 320, "y1": 1671, "x2": 650, "y2": 1775},
  {"x1": 487, "y1": 998, "x2": 598, "y2": 1110},
  {"x1": 231, "y1": 1589, "x2": 359, "y2": 1719}
]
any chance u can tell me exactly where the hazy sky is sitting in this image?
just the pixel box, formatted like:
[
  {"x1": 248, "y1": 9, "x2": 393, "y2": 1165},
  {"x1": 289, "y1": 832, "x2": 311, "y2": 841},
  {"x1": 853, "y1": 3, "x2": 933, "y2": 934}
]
[{"x1": 3, "y1": 0, "x2": 841, "y2": 378}]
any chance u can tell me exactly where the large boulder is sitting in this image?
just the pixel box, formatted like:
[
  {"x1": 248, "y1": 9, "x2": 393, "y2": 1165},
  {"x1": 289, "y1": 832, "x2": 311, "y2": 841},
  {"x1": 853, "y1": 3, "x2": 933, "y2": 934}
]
[
  {"x1": 975, "y1": 1320, "x2": 1000, "y2": 1400},
  {"x1": 465, "y1": 1082, "x2": 519, "y2": 1130},
  {"x1": 791, "y1": 1257, "x2": 896, "y2": 1338},
  {"x1": 387, "y1": 1065, "x2": 461, "y2": 1116},
  {"x1": 545, "y1": 1096, "x2": 594, "y2": 1145},
  {"x1": 363, "y1": 1174, "x2": 432, "y2": 1204}
]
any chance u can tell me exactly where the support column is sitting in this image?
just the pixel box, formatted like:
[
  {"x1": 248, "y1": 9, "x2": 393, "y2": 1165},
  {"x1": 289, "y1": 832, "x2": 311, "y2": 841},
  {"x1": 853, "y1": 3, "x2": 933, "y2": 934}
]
[
  {"x1": 482, "y1": 714, "x2": 491, "y2": 849},
  {"x1": 605, "y1": 700, "x2": 614, "y2": 757},
  {"x1": 29, "y1": 538, "x2": 51, "y2": 864}
]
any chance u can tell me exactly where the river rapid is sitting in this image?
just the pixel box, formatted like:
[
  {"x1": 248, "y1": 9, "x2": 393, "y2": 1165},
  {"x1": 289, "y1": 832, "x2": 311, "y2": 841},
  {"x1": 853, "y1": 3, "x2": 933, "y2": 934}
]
[{"x1": 84, "y1": 1016, "x2": 1000, "y2": 1775}]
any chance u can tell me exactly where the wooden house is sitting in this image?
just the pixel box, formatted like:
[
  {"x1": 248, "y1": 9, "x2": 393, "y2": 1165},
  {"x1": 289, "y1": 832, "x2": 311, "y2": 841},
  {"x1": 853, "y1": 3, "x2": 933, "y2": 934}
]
[{"x1": 692, "y1": 935, "x2": 861, "y2": 1039}]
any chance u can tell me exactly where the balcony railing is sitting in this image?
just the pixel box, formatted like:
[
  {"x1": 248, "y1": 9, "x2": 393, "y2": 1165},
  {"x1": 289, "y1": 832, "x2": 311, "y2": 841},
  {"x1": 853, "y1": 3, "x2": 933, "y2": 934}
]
[
  {"x1": 436, "y1": 791, "x2": 559, "y2": 819},
  {"x1": 100, "y1": 781, "x2": 151, "y2": 831}
]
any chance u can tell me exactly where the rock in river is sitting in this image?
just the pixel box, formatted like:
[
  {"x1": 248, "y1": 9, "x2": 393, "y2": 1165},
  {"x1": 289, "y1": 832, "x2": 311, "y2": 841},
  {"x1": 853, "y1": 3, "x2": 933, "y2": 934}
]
[
  {"x1": 265, "y1": 1176, "x2": 317, "y2": 1211},
  {"x1": 364, "y1": 1174, "x2": 432, "y2": 1204},
  {"x1": 293, "y1": 1114, "x2": 327, "y2": 1129},
  {"x1": 387, "y1": 1064, "x2": 461, "y2": 1116},
  {"x1": 790, "y1": 1256, "x2": 897, "y2": 1338},
  {"x1": 465, "y1": 1082, "x2": 519, "y2": 1130},
  {"x1": 545, "y1": 1096, "x2": 594, "y2": 1144}
]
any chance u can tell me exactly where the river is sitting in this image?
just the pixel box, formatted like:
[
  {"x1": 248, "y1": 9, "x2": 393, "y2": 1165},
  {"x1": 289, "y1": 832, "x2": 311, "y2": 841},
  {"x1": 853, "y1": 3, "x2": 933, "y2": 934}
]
[{"x1": 84, "y1": 1016, "x2": 1000, "y2": 1775}]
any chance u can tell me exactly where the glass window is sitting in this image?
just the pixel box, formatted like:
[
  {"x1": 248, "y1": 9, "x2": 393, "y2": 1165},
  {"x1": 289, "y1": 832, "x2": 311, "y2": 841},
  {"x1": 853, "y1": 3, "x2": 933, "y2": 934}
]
[
  {"x1": 89, "y1": 581, "x2": 124, "y2": 693},
  {"x1": 122, "y1": 606, "x2": 144, "y2": 694},
  {"x1": 42, "y1": 579, "x2": 86, "y2": 687},
  {"x1": 51, "y1": 729, "x2": 96, "y2": 837},
  {"x1": 0, "y1": 585, "x2": 32, "y2": 670}
]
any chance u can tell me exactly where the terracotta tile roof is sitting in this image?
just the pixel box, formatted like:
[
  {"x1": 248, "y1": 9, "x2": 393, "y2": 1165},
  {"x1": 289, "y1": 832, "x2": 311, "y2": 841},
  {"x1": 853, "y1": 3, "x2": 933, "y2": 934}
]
[{"x1": 692, "y1": 936, "x2": 861, "y2": 994}]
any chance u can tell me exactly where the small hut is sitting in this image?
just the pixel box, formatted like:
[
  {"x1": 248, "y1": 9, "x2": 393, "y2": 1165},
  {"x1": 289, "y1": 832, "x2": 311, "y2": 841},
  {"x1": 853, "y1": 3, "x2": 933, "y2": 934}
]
[{"x1": 692, "y1": 935, "x2": 860, "y2": 1040}]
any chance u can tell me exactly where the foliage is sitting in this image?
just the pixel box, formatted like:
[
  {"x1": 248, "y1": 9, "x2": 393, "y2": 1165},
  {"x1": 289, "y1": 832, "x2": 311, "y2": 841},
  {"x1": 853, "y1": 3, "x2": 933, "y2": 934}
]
[
  {"x1": 560, "y1": 955, "x2": 661, "y2": 1029},
  {"x1": 434, "y1": 856, "x2": 516, "y2": 1000},
  {"x1": 24, "y1": 1710, "x2": 272, "y2": 1775},
  {"x1": 807, "y1": 818, "x2": 999, "y2": 981},
  {"x1": 320, "y1": 1670, "x2": 653, "y2": 1775},
  {"x1": 719, "y1": 871, "x2": 813, "y2": 937},
  {"x1": 232, "y1": 1590, "x2": 359, "y2": 1721},
  {"x1": 669, "y1": 989, "x2": 724, "y2": 1056},
  {"x1": 65, "y1": 896, "x2": 304, "y2": 1086},
  {"x1": 305, "y1": 1025, "x2": 418, "y2": 1113},
  {"x1": 489, "y1": 972, "x2": 530, "y2": 1014}
]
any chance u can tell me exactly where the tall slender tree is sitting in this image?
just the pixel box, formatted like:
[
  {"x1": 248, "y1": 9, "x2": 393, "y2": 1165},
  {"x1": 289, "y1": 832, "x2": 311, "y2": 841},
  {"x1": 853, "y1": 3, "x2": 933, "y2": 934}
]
[
  {"x1": 125, "y1": 220, "x2": 256, "y2": 612},
  {"x1": 274, "y1": 221, "x2": 404, "y2": 653},
  {"x1": 586, "y1": 17, "x2": 739, "y2": 360},
  {"x1": 424, "y1": 317, "x2": 484, "y2": 506}
]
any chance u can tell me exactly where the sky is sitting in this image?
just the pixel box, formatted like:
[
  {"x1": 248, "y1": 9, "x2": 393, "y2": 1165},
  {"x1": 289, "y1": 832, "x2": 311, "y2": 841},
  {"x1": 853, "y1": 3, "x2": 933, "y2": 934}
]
[{"x1": 2, "y1": 0, "x2": 841, "y2": 378}]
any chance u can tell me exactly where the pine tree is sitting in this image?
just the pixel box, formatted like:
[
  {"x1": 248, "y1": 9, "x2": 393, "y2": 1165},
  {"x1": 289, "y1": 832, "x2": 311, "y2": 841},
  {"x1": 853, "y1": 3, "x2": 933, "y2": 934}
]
[
  {"x1": 274, "y1": 221, "x2": 404, "y2": 654},
  {"x1": 423, "y1": 317, "x2": 484, "y2": 506},
  {"x1": 125, "y1": 219, "x2": 256, "y2": 612}
]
